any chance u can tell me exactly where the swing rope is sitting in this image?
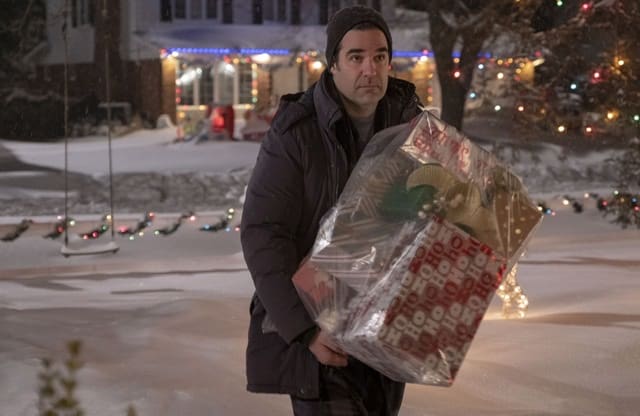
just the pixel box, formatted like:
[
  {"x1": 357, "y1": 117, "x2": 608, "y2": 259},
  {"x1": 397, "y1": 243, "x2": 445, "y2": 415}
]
[
  {"x1": 103, "y1": 0, "x2": 116, "y2": 239},
  {"x1": 62, "y1": 0, "x2": 69, "y2": 247},
  {"x1": 61, "y1": 0, "x2": 118, "y2": 254}
]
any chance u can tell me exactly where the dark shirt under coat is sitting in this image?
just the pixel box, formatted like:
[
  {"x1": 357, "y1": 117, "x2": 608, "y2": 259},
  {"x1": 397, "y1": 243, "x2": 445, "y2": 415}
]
[{"x1": 240, "y1": 69, "x2": 422, "y2": 399}]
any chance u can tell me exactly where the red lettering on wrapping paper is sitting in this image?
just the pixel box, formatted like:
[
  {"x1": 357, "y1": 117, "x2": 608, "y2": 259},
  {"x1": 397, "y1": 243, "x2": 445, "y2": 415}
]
[
  {"x1": 459, "y1": 305, "x2": 476, "y2": 326},
  {"x1": 455, "y1": 254, "x2": 470, "y2": 272},
  {"x1": 448, "y1": 302, "x2": 463, "y2": 318},
  {"x1": 396, "y1": 284, "x2": 409, "y2": 303},
  {"x1": 423, "y1": 318, "x2": 439, "y2": 336},
  {"x1": 448, "y1": 266, "x2": 465, "y2": 286},
  {"x1": 410, "y1": 275, "x2": 427, "y2": 296},
  {"x1": 388, "y1": 294, "x2": 402, "y2": 314},
  {"x1": 399, "y1": 301, "x2": 417, "y2": 320},
  {"x1": 419, "y1": 331, "x2": 438, "y2": 352},
  {"x1": 443, "y1": 281, "x2": 459, "y2": 299},
  {"x1": 431, "y1": 241, "x2": 445, "y2": 256},
  {"x1": 467, "y1": 295, "x2": 487, "y2": 311},
  {"x1": 400, "y1": 271, "x2": 413, "y2": 288},
  {"x1": 436, "y1": 329, "x2": 459, "y2": 356},
  {"x1": 450, "y1": 234, "x2": 465, "y2": 250},
  {"x1": 437, "y1": 259, "x2": 452, "y2": 278},
  {"x1": 441, "y1": 247, "x2": 458, "y2": 264},
  {"x1": 434, "y1": 226, "x2": 454, "y2": 246},
  {"x1": 411, "y1": 132, "x2": 435, "y2": 158},
  {"x1": 414, "y1": 246, "x2": 427, "y2": 260},
  {"x1": 472, "y1": 282, "x2": 492, "y2": 300},
  {"x1": 412, "y1": 310, "x2": 427, "y2": 326},
  {"x1": 431, "y1": 305, "x2": 445, "y2": 321},
  {"x1": 404, "y1": 322, "x2": 422, "y2": 341},
  {"x1": 400, "y1": 334, "x2": 417, "y2": 352},
  {"x1": 466, "y1": 257, "x2": 485, "y2": 281},
  {"x1": 384, "y1": 326, "x2": 403, "y2": 347},
  {"x1": 430, "y1": 266, "x2": 447, "y2": 289},
  {"x1": 434, "y1": 128, "x2": 448, "y2": 143},
  {"x1": 456, "y1": 286, "x2": 472, "y2": 304},
  {"x1": 370, "y1": 218, "x2": 511, "y2": 379},
  {"x1": 424, "y1": 251, "x2": 441, "y2": 269},
  {"x1": 409, "y1": 256, "x2": 423, "y2": 273},
  {"x1": 473, "y1": 251, "x2": 489, "y2": 268},
  {"x1": 417, "y1": 285, "x2": 439, "y2": 312},
  {"x1": 441, "y1": 311, "x2": 458, "y2": 332},
  {"x1": 412, "y1": 338, "x2": 431, "y2": 361},
  {"x1": 472, "y1": 271, "x2": 498, "y2": 301},
  {"x1": 480, "y1": 270, "x2": 499, "y2": 290},
  {"x1": 449, "y1": 140, "x2": 462, "y2": 156},
  {"x1": 455, "y1": 322, "x2": 470, "y2": 341},
  {"x1": 406, "y1": 292, "x2": 420, "y2": 307},
  {"x1": 419, "y1": 264, "x2": 435, "y2": 283},
  {"x1": 460, "y1": 243, "x2": 478, "y2": 259}
]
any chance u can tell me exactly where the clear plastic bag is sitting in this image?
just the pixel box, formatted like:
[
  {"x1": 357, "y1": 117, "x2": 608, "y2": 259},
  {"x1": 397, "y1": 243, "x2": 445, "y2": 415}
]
[{"x1": 293, "y1": 111, "x2": 543, "y2": 386}]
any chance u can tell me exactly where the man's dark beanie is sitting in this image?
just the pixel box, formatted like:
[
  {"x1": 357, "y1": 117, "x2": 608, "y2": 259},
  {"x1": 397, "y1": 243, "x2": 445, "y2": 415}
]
[{"x1": 325, "y1": 6, "x2": 392, "y2": 68}]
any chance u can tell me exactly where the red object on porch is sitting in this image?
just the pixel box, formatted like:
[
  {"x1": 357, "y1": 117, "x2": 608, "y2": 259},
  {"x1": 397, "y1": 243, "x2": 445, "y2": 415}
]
[{"x1": 210, "y1": 105, "x2": 235, "y2": 139}]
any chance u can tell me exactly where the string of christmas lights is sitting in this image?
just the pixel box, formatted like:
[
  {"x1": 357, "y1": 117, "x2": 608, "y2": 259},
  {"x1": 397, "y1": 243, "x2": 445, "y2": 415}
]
[
  {"x1": 117, "y1": 212, "x2": 155, "y2": 239},
  {"x1": 598, "y1": 190, "x2": 640, "y2": 229},
  {"x1": 537, "y1": 201, "x2": 556, "y2": 216},
  {"x1": 1, "y1": 219, "x2": 34, "y2": 242},
  {"x1": 200, "y1": 208, "x2": 238, "y2": 232},
  {"x1": 154, "y1": 211, "x2": 196, "y2": 236},
  {"x1": 496, "y1": 263, "x2": 529, "y2": 319},
  {"x1": 79, "y1": 215, "x2": 113, "y2": 240},
  {"x1": 43, "y1": 217, "x2": 75, "y2": 240},
  {"x1": 562, "y1": 194, "x2": 584, "y2": 213}
]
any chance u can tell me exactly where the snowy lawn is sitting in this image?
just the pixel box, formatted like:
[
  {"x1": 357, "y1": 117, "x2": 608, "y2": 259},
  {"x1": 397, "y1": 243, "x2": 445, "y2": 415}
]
[
  {"x1": 1, "y1": 122, "x2": 638, "y2": 415},
  {"x1": 0, "y1": 200, "x2": 638, "y2": 416}
]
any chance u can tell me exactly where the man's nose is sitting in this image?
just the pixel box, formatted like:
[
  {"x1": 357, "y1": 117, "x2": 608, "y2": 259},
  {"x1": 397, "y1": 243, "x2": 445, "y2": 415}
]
[{"x1": 361, "y1": 58, "x2": 377, "y2": 76}]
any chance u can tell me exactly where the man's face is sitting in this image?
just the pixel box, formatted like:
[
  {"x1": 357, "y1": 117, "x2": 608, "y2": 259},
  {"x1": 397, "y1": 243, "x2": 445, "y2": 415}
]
[{"x1": 330, "y1": 28, "x2": 390, "y2": 118}]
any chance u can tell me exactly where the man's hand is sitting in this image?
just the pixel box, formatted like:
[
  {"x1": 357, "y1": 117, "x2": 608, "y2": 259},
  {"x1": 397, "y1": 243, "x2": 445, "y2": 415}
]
[{"x1": 308, "y1": 329, "x2": 348, "y2": 367}]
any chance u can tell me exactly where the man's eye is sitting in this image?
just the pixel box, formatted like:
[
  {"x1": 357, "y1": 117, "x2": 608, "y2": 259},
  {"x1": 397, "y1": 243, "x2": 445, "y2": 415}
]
[
  {"x1": 374, "y1": 54, "x2": 387, "y2": 63},
  {"x1": 349, "y1": 55, "x2": 363, "y2": 63}
]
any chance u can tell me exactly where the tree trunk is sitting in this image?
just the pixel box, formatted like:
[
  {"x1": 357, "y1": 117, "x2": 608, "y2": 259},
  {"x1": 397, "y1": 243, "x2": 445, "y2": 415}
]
[
  {"x1": 438, "y1": 76, "x2": 467, "y2": 130},
  {"x1": 427, "y1": 3, "x2": 491, "y2": 131},
  {"x1": 429, "y1": 14, "x2": 467, "y2": 130}
]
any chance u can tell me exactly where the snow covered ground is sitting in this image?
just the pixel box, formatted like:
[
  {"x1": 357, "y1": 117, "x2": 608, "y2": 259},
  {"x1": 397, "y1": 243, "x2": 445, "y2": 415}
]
[{"x1": 1, "y1": 121, "x2": 639, "y2": 415}]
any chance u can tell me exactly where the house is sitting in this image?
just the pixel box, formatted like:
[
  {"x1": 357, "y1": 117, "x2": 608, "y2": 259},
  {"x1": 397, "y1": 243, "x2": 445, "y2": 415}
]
[{"x1": 36, "y1": 0, "x2": 447, "y2": 134}]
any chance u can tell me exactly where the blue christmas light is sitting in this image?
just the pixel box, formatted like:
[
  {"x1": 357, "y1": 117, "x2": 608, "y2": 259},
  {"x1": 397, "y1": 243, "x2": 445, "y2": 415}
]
[
  {"x1": 166, "y1": 47, "x2": 287, "y2": 56},
  {"x1": 393, "y1": 50, "x2": 434, "y2": 58}
]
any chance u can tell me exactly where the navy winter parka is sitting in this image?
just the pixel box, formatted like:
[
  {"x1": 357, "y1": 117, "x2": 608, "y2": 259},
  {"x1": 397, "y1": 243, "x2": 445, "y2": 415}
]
[{"x1": 240, "y1": 70, "x2": 422, "y2": 399}]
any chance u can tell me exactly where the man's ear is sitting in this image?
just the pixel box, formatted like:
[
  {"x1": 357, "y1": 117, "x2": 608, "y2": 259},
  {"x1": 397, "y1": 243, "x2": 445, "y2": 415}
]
[{"x1": 330, "y1": 63, "x2": 336, "y2": 74}]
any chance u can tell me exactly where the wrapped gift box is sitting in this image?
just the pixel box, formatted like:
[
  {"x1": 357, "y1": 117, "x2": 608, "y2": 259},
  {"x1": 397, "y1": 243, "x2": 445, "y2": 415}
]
[{"x1": 293, "y1": 111, "x2": 543, "y2": 386}]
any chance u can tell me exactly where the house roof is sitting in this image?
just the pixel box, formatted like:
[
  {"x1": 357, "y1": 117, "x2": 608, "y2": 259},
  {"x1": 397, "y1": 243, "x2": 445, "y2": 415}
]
[{"x1": 137, "y1": 22, "x2": 436, "y2": 57}]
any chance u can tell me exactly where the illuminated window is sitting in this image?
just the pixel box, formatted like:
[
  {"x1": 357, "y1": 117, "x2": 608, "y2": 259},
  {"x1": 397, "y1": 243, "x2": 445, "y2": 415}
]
[{"x1": 238, "y1": 63, "x2": 253, "y2": 104}]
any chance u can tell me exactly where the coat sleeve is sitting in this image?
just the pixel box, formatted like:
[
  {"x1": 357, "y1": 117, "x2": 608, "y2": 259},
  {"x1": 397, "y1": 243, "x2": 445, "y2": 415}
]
[{"x1": 240, "y1": 128, "x2": 316, "y2": 344}]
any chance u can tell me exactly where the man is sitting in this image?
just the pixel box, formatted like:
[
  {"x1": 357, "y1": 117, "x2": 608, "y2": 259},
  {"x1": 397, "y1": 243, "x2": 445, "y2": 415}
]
[{"x1": 241, "y1": 6, "x2": 422, "y2": 415}]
